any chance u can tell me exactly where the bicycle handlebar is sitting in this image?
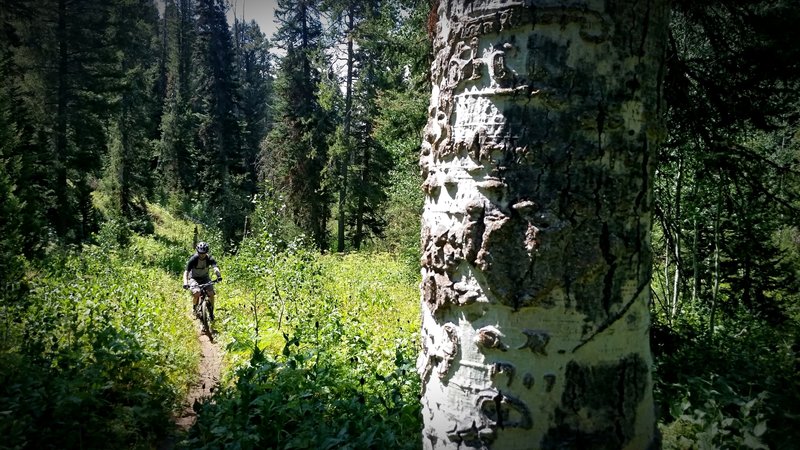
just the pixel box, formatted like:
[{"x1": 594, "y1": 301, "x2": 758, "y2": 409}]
[
  {"x1": 183, "y1": 278, "x2": 222, "y2": 290},
  {"x1": 196, "y1": 278, "x2": 222, "y2": 289}
]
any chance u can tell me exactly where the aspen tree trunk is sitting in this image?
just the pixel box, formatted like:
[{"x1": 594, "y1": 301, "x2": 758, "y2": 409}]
[{"x1": 418, "y1": 1, "x2": 667, "y2": 449}]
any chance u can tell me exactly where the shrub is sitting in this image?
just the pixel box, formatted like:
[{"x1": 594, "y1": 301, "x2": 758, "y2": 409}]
[
  {"x1": 0, "y1": 246, "x2": 198, "y2": 449},
  {"x1": 182, "y1": 237, "x2": 422, "y2": 449}
]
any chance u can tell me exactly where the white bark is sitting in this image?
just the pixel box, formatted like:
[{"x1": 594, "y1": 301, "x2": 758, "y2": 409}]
[{"x1": 418, "y1": 1, "x2": 668, "y2": 449}]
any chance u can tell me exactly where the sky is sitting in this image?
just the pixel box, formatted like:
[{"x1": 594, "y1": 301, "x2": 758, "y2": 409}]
[
  {"x1": 156, "y1": 1, "x2": 280, "y2": 39},
  {"x1": 228, "y1": 0, "x2": 279, "y2": 39}
]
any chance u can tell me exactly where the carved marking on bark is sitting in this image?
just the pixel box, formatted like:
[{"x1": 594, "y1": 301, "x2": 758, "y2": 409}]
[
  {"x1": 541, "y1": 354, "x2": 649, "y2": 449},
  {"x1": 523, "y1": 372, "x2": 534, "y2": 389},
  {"x1": 419, "y1": 322, "x2": 461, "y2": 387},
  {"x1": 543, "y1": 373, "x2": 556, "y2": 392},
  {"x1": 490, "y1": 362, "x2": 516, "y2": 386},
  {"x1": 463, "y1": 199, "x2": 486, "y2": 264},
  {"x1": 518, "y1": 329, "x2": 551, "y2": 355},
  {"x1": 450, "y1": 5, "x2": 610, "y2": 42},
  {"x1": 422, "y1": 272, "x2": 458, "y2": 316},
  {"x1": 477, "y1": 389, "x2": 533, "y2": 430},
  {"x1": 438, "y1": 387, "x2": 536, "y2": 448},
  {"x1": 454, "y1": 281, "x2": 481, "y2": 306},
  {"x1": 475, "y1": 325, "x2": 509, "y2": 351},
  {"x1": 447, "y1": 421, "x2": 494, "y2": 448}
]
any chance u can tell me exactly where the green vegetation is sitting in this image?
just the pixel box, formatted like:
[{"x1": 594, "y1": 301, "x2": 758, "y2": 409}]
[
  {"x1": 0, "y1": 212, "x2": 198, "y2": 449},
  {"x1": 650, "y1": 2, "x2": 800, "y2": 448},
  {"x1": 5, "y1": 196, "x2": 798, "y2": 449},
  {"x1": 654, "y1": 316, "x2": 799, "y2": 450},
  {"x1": 184, "y1": 241, "x2": 421, "y2": 449},
  {"x1": 0, "y1": 205, "x2": 423, "y2": 449},
  {"x1": 0, "y1": 0, "x2": 799, "y2": 448}
]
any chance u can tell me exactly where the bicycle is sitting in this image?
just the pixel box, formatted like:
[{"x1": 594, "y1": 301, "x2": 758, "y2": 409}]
[{"x1": 186, "y1": 278, "x2": 221, "y2": 334}]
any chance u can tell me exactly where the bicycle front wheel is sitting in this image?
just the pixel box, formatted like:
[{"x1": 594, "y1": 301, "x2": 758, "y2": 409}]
[{"x1": 200, "y1": 299, "x2": 210, "y2": 333}]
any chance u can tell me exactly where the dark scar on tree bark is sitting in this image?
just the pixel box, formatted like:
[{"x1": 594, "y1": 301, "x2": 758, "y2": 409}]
[{"x1": 572, "y1": 278, "x2": 649, "y2": 352}]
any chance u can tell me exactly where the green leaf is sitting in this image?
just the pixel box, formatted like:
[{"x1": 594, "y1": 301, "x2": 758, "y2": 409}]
[
  {"x1": 743, "y1": 431, "x2": 768, "y2": 449},
  {"x1": 753, "y1": 420, "x2": 767, "y2": 437},
  {"x1": 721, "y1": 417, "x2": 734, "y2": 428}
]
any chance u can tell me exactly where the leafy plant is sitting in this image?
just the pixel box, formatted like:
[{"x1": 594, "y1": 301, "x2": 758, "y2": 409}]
[
  {"x1": 654, "y1": 310, "x2": 800, "y2": 450},
  {"x1": 181, "y1": 231, "x2": 422, "y2": 449},
  {"x1": 660, "y1": 375, "x2": 771, "y2": 450},
  {"x1": 0, "y1": 239, "x2": 199, "y2": 449}
]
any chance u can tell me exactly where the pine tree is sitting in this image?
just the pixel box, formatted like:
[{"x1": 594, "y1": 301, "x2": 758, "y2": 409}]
[
  {"x1": 191, "y1": 0, "x2": 248, "y2": 248},
  {"x1": 653, "y1": 0, "x2": 800, "y2": 327},
  {"x1": 343, "y1": 0, "x2": 403, "y2": 250},
  {"x1": 364, "y1": 0, "x2": 429, "y2": 252},
  {"x1": 0, "y1": 64, "x2": 28, "y2": 303},
  {"x1": 10, "y1": 0, "x2": 120, "y2": 244},
  {"x1": 261, "y1": 0, "x2": 331, "y2": 250},
  {"x1": 100, "y1": 0, "x2": 161, "y2": 232},
  {"x1": 324, "y1": 0, "x2": 418, "y2": 250},
  {"x1": 158, "y1": 0, "x2": 196, "y2": 201},
  {"x1": 234, "y1": 18, "x2": 273, "y2": 213},
  {"x1": 0, "y1": 1, "x2": 51, "y2": 255}
]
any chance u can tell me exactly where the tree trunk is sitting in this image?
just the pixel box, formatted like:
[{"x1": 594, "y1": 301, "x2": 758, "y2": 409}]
[
  {"x1": 355, "y1": 144, "x2": 368, "y2": 250},
  {"x1": 670, "y1": 156, "x2": 683, "y2": 319},
  {"x1": 55, "y1": 0, "x2": 70, "y2": 238},
  {"x1": 338, "y1": 9, "x2": 355, "y2": 253},
  {"x1": 692, "y1": 204, "x2": 700, "y2": 305},
  {"x1": 418, "y1": 1, "x2": 667, "y2": 449},
  {"x1": 709, "y1": 189, "x2": 721, "y2": 343}
]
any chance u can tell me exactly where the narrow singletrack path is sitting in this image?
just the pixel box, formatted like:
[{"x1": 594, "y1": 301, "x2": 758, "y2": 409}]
[
  {"x1": 175, "y1": 324, "x2": 222, "y2": 430},
  {"x1": 158, "y1": 317, "x2": 222, "y2": 450}
]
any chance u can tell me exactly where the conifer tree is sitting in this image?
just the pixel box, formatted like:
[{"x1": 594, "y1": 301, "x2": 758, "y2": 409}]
[
  {"x1": 343, "y1": 0, "x2": 402, "y2": 249},
  {"x1": 192, "y1": 0, "x2": 248, "y2": 248},
  {"x1": 0, "y1": 1, "x2": 50, "y2": 255},
  {"x1": 359, "y1": 0, "x2": 429, "y2": 251},
  {"x1": 234, "y1": 18, "x2": 273, "y2": 207},
  {"x1": 11, "y1": 0, "x2": 119, "y2": 243},
  {"x1": 261, "y1": 0, "x2": 331, "y2": 250},
  {"x1": 101, "y1": 0, "x2": 161, "y2": 231},
  {"x1": 0, "y1": 73, "x2": 27, "y2": 301},
  {"x1": 324, "y1": 0, "x2": 411, "y2": 250},
  {"x1": 653, "y1": 0, "x2": 800, "y2": 326},
  {"x1": 158, "y1": 0, "x2": 196, "y2": 200}
]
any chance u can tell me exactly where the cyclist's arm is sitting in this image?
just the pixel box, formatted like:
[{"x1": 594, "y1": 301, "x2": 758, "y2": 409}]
[
  {"x1": 184, "y1": 256, "x2": 196, "y2": 285},
  {"x1": 213, "y1": 265, "x2": 221, "y2": 280}
]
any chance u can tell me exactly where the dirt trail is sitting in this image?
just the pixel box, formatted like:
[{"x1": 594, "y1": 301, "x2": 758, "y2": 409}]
[
  {"x1": 158, "y1": 320, "x2": 222, "y2": 450},
  {"x1": 175, "y1": 326, "x2": 222, "y2": 430}
]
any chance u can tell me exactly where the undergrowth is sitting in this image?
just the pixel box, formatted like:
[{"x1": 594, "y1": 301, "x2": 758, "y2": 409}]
[
  {"x1": 0, "y1": 202, "x2": 424, "y2": 449},
  {"x1": 15, "y1": 199, "x2": 798, "y2": 449},
  {"x1": 178, "y1": 230, "x2": 422, "y2": 449},
  {"x1": 653, "y1": 311, "x2": 800, "y2": 450},
  {"x1": 0, "y1": 235, "x2": 198, "y2": 449}
]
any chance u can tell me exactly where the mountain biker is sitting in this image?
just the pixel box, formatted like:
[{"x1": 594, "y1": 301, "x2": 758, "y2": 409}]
[{"x1": 182, "y1": 241, "x2": 222, "y2": 321}]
